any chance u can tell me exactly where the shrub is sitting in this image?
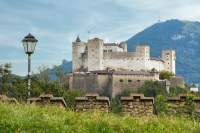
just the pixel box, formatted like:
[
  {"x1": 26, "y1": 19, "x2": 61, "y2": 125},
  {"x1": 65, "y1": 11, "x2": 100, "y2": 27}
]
[
  {"x1": 155, "y1": 95, "x2": 168, "y2": 114},
  {"x1": 159, "y1": 71, "x2": 174, "y2": 80}
]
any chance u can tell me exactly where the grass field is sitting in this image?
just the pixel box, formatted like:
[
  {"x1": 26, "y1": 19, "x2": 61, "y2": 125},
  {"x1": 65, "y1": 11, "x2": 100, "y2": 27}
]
[{"x1": 0, "y1": 103, "x2": 200, "y2": 133}]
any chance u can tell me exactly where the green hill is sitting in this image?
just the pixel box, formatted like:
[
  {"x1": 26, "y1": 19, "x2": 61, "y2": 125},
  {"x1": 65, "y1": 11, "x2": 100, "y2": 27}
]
[{"x1": 127, "y1": 19, "x2": 200, "y2": 84}]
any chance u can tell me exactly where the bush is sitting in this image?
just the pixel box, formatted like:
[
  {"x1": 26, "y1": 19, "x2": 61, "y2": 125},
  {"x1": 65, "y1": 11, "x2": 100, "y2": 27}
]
[
  {"x1": 155, "y1": 95, "x2": 168, "y2": 114},
  {"x1": 138, "y1": 81, "x2": 167, "y2": 97},
  {"x1": 159, "y1": 71, "x2": 174, "y2": 80},
  {"x1": 169, "y1": 87, "x2": 188, "y2": 97},
  {"x1": 63, "y1": 89, "x2": 85, "y2": 109}
]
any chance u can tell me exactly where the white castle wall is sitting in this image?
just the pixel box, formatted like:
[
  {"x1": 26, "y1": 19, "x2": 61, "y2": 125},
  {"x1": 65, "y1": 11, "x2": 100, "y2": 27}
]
[
  {"x1": 103, "y1": 45, "x2": 124, "y2": 52},
  {"x1": 146, "y1": 59, "x2": 165, "y2": 71},
  {"x1": 103, "y1": 58, "x2": 164, "y2": 72}
]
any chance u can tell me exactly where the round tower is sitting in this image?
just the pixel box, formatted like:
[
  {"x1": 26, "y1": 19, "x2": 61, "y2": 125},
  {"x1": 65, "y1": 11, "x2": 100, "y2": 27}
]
[
  {"x1": 72, "y1": 36, "x2": 86, "y2": 72},
  {"x1": 87, "y1": 38, "x2": 104, "y2": 71}
]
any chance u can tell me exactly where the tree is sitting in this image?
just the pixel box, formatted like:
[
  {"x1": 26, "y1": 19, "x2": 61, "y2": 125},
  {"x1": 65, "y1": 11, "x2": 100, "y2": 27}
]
[
  {"x1": 0, "y1": 63, "x2": 12, "y2": 95},
  {"x1": 169, "y1": 86, "x2": 188, "y2": 97},
  {"x1": 138, "y1": 81, "x2": 167, "y2": 97},
  {"x1": 38, "y1": 65, "x2": 50, "y2": 82},
  {"x1": 159, "y1": 71, "x2": 174, "y2": 80}
]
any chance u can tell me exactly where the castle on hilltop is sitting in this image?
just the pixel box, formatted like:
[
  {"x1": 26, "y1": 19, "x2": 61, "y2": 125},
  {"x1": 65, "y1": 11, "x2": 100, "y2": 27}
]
[
  {"x1": 72, "y1": 36, "x2": 176, "y2": 74},
  {"x1": 68, "y1": 36, "x2": 178, "y2": 97}
]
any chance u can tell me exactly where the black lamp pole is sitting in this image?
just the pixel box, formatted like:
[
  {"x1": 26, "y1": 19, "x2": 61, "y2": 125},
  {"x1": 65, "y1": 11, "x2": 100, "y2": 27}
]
[{"x1": 22, "y1": 33, "x2": 38, "y2": 98}]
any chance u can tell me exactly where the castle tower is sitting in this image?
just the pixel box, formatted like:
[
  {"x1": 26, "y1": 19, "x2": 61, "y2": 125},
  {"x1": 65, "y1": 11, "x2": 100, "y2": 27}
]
[
  {"x1": 87, "y1": 38, "x2": 104, "y2": 71},
  {"x1": 72, "y1": 36, "x2": 86, "y2": 72},
  {"x1": 136, "y1": 45, "x2": 150, "y2": 59},
  {"x1": 162, "y1": 50, "x2": 176, "y2": 74},
  {"x1": 119, "y1": 42, "x2": 127, "y2": 52}
]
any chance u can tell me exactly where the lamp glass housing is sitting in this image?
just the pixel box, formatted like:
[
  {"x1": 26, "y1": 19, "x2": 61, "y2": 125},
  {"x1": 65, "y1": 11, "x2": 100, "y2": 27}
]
[{"x1": 22, "y1": 33, "x2": 38, "y2": 54}]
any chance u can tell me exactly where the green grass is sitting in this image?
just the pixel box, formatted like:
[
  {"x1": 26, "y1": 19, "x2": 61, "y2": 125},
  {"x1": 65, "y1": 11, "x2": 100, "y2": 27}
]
[{"x1": 0, "y1": 103, "x2": 200, "y2": 133}]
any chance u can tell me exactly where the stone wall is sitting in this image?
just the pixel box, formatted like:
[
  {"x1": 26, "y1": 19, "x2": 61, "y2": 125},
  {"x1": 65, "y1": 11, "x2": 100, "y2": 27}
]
[
  {"x1": 111, "y1": 72, "x2": 160, "y2": 97},
  {"x1": 75, "y1": 93, "x2": 110, "y2": 112},
  {"x1": 69, "y1": 72, "x2": 111, "y2": 95},
  {"x1": 27, "y1": 94, "x2": 67, "y2": 108},
  {"x1": 170, "y1": 76, "x2": 185, "y2": 88},
  {"x1": 68, "y1": 71, "x2": 161, "y2": 98},
  {"x1": 0, "y1": 95, "x2": 18, "y2": 103},
  {"x1": 167, "y1": 94, "x2": 200, "y2": 115},
  {"x1": 121, "y1": 94, "x2": 154, "y2": 116}
]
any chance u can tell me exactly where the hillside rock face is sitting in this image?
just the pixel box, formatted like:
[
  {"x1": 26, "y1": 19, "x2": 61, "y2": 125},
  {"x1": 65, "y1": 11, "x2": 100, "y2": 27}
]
[{"x1": 127, "y1": 19, "x2": 200, "y2": 84}]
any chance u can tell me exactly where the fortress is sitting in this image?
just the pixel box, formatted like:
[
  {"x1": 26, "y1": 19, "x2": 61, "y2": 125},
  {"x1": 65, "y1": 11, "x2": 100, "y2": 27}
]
[
  {"x1": 72, "y1": 36, "x2": 176, "y2": 73},
  {"x1": 68, "y1": 36, "x2": 177, "y2": 97}
]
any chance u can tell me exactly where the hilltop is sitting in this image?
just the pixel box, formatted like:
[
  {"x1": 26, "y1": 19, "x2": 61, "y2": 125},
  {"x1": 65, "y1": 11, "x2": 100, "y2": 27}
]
[{"x1": 55, "y1": 19, "x2": 200, "y2": 84}]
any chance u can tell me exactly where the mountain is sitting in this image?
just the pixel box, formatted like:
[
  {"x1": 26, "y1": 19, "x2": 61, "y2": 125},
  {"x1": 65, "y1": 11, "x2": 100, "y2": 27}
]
[
  {"x1": 127, "y1": 19, "x2": 200, "y2": 84},
  {"x1": 48, "y1": 60, "x2": 72, "y2": 80}
]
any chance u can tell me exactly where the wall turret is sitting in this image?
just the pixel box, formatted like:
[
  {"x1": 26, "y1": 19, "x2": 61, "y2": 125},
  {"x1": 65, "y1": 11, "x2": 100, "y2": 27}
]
[
  {"x1": 72, "y1": 36, "x2": 86, "y2": 72},
  {"x1": 119, "y1": 42, "x2": 127, "y2": 52},
  {"x1": 162, "y1": 50, "x2": 176, "y2": 74}
]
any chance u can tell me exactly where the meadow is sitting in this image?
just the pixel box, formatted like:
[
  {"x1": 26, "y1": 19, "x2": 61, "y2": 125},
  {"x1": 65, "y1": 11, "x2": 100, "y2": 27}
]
[{"x1": 0, "y1": 103, "x2": 200, "y2": 133}]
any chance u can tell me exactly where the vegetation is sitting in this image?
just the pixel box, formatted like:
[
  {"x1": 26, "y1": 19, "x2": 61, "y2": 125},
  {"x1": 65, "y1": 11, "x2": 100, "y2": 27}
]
[
  {"x1": 159, "y1": 71, "x2": 174, "y2": 80},
  {"x1": 0, "y1": 103, "x2": 200, "y2": 133},
  {"x1": 155, "y1": 95, "x2": 168, "y2": 114},
  {"x1": 0, "y1": 64, "x2": 85, "y2": 107}
]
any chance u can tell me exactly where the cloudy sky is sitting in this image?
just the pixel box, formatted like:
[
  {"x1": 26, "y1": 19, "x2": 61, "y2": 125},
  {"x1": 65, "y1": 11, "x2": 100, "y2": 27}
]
[{"x1": 1, "y1": 0, "x2": 200, "y2": 76}]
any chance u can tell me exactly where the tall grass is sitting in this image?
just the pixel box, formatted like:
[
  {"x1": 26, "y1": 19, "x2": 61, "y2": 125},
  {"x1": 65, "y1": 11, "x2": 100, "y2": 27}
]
[{"x1": 0, "y1": 103, "x2": 199, "y2": 133}]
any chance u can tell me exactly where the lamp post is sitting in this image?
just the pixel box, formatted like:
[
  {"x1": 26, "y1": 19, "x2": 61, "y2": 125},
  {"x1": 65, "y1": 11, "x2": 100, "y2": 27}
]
[{"x1": 22, "y1": 33, "x2": 38, "y2": 98}]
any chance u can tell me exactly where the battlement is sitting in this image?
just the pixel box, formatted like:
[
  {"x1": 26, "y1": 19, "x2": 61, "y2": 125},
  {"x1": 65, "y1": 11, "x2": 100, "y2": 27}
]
[
  {"x1": 121, "y1": 93, "x2": 154, "y2": 116},
  {"x1": 0, "y1": 95, "x2": 18, "y2": 103},
  {"x1": 166, "y1": 94, "x2": 200, "y2": 115},
  {"x1": 75, "y1": 93, "x2": 110, "y2": 112},
  {"x1": 27, "y1": 94, "x2": 67, "y2": 108}
]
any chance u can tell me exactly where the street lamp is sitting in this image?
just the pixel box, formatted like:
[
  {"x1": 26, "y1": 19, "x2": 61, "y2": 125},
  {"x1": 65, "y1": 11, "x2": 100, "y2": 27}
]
[{"x1": 22, "y1": 33, "x2": 38, "y2": 98}]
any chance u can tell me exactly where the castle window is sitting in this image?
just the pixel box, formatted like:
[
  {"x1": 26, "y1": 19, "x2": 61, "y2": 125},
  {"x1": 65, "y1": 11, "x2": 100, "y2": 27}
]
[
  {"x1": 137, "y1": 80, "x2": 140, "y2": 82},
  {"x1": 119, "y1": 79, "x2": 123, "y2": 82},
  {"x1": 128, "y1": 79, "x2": 132, "y2": 82}
]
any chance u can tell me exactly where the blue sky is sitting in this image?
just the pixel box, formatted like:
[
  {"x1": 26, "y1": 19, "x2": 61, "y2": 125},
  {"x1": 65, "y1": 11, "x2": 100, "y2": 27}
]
[{"x1": 1, "y1": 0, "x2": 200, "y2": 76}]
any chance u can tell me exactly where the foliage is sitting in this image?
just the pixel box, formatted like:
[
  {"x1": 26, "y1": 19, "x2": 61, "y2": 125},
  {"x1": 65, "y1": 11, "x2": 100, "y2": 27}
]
[
  {"x1": 111, "y1": 96, "x2": 121, "y2": 114},
  {"x1": 0, "y1": 103, "x2": 200, "y2": 133},
  {"x1": 155, "y1": 95, "x2": 168, "y2": 114},
  {"x1": 137, "y1": 81, "x2": 167, "y2": 97},
  {"x1": 159, "y1": 71, "x2": 174, "y2": 80},
  {"x1": 63, "y1": 89, "x2": 85, "y2": 109},
  {"x1": 169, "y1": 87, "x2": 188, "y2": 96},
  {"x1": 185, "y1": 95, "x2": 195, "y2": 116}
]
